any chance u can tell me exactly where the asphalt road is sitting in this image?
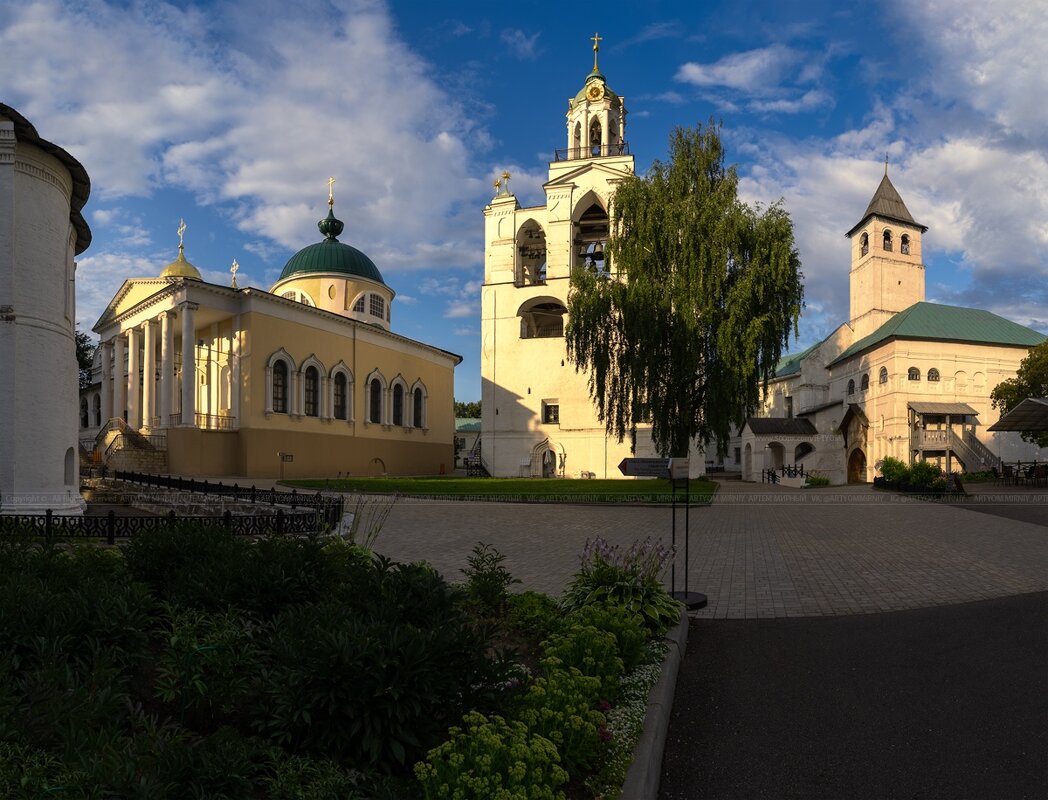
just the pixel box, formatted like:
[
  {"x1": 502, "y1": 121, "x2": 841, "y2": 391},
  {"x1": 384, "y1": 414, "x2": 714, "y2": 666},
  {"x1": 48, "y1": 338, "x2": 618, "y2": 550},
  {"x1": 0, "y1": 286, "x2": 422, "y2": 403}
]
[{"x1": 660, "y1": 592, "x2": 1048, "y2": 800}]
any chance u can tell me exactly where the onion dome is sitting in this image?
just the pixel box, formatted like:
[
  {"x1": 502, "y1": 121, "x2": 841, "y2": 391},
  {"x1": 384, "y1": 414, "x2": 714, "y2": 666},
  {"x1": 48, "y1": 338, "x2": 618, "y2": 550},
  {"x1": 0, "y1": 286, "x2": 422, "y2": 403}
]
[
  {"x1": 278, "y1": 203, "x2": 385, "y2": 285},
  {"x1": 160, "y1": 243, "x2": 202, "y2": 280}
]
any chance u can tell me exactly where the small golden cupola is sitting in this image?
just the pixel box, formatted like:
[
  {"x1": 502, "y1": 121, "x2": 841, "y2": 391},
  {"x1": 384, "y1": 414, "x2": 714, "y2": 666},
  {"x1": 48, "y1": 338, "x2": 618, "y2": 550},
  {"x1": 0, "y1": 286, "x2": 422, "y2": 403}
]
[{"x1": 160, "y1": 218, "x2": 203, "y2": 280}]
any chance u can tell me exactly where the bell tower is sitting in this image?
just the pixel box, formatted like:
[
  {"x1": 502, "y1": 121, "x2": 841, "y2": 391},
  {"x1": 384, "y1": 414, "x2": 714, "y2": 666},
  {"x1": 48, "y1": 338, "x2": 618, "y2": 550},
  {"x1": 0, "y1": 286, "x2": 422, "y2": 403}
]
[
  {"x1": 846, "y1": 166, "x2": 928, "y2": 339},
  {"x1": 564, "y1": 33, "x2": 627, "y2": 160}
]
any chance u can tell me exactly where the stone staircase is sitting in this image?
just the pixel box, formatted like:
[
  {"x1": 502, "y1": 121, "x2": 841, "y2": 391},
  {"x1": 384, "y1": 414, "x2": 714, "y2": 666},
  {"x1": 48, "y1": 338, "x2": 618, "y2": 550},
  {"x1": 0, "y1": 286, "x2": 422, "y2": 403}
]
[
  {"x1": 949, "y1": 429, "x2": 1000, "y2": 473},
  {"x1": 95, "y1": 418, "x2": 169, "y2": 473}
]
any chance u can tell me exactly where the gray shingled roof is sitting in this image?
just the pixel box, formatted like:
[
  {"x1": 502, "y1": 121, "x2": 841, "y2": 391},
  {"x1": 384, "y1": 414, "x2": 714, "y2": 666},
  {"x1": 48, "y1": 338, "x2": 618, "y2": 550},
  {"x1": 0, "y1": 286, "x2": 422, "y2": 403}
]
[
  {"x1": 743, "y1": 417, "x2": 818, "y2": 436},
  {"x1": 846, "y1": 173, "x2": 927, "y2": 237}
]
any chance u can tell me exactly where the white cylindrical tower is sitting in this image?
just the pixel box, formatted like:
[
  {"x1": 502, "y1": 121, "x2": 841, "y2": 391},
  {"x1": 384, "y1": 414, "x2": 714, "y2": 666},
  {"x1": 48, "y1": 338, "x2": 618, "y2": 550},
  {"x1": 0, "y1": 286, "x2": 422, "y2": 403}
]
[{"x1": 0, "y1": 104, "x2": 91, "y2": 515}]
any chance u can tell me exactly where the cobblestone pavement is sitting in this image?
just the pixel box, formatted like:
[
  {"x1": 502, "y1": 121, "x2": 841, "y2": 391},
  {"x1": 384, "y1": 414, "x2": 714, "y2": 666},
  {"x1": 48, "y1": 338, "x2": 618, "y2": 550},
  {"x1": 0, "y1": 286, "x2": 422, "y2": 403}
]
[{"x1": 368, "y1": 479, "x2": 1048, "y2": 618}]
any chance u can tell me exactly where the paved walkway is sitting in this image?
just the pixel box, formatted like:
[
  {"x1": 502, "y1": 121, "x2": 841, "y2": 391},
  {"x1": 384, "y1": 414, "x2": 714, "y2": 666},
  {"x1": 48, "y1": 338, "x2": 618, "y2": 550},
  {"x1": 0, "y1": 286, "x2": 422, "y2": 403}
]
[{"x1": 366, "y1": 479, "x2": 1048, "y2": 617}]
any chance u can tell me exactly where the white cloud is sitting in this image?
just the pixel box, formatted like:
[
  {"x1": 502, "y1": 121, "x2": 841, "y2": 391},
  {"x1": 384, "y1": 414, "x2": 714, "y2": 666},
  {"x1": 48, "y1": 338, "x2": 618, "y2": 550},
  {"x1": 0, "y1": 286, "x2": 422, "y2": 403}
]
[
  {"x1": 500, "y1": 29, "x2": 540, "y2": 60},
  {"x1": 676, "y1": 45, "x2": 803, "y2": 92},
  {"x1": 454, "y1": 326, "x2": 478, "y2": 336},
  {"x1": 397, "y1": 294, "x2": 418, "y2": 305}
]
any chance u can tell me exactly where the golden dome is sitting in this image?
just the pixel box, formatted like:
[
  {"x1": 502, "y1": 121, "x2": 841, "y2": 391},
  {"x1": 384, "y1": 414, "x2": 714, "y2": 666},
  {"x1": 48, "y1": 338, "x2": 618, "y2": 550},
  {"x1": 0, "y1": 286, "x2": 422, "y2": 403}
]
[{"x1": 160, "y1": 244, "x2": 202, "y2": 280}]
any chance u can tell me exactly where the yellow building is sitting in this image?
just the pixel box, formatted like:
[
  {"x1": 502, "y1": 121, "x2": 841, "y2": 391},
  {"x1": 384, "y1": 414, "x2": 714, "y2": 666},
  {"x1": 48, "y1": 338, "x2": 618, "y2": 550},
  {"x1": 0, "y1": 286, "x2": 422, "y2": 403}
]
[{"x1": 84, "y1": 198, "x2": 460, "y2": 478}]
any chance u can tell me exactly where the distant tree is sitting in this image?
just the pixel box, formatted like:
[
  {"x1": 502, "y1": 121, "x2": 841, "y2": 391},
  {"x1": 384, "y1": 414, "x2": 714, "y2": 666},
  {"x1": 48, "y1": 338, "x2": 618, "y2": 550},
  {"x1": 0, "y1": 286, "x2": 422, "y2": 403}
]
[
  {"x1": 566, "y1": 121, "x2": 804, "y2": 458},
  {"x1": 455, "y1": 401, "x2": 482, "y2": 418},
  {"x1": 991, "y1": 340, "x2": 1048, "y2": 448},
  {"x1": 76, "y1": 327, "x2": 96, "y2": 390}
]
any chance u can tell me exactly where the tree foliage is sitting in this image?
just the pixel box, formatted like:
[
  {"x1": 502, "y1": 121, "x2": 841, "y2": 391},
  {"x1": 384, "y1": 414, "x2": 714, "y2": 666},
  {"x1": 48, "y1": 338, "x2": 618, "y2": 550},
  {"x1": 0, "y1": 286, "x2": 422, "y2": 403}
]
[
  {"x1": 454, "y1": 401, "x2": 482, "y2": 418},
  {"x1": 76, "y1": 327, "x2": 96, "y2": 390},
  {"x1": 566, "y1": 122, "x2": 804, "y2": 457},
  {"x1": 990, "y1": 340, "x2": 1048, "y2": 448}
]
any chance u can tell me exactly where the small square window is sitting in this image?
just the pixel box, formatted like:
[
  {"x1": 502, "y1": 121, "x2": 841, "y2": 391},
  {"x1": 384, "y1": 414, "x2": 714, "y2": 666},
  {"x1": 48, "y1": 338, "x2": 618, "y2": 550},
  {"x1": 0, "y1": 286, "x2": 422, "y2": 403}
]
[
  {"x1": 369, "y1": 295, "x2": 385, "y2": 318},
  {"x1": 542, "y1": 402, "x2": 560, "y2": 425}
]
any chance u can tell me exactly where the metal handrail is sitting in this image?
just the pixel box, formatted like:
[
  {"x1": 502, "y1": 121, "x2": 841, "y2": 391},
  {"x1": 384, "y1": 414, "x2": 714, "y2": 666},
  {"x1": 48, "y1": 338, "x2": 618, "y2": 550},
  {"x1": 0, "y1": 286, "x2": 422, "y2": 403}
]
[{"x1": 554, "y1": 142, "x2": 630, "y2": 161}]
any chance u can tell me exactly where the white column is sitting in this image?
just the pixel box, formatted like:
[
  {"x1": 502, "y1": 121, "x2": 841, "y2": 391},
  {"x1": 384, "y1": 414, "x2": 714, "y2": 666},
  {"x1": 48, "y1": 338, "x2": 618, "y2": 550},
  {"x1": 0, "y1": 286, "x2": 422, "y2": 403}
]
[
  {"x1": 142, "y1": 320, "x2": 155, "y2": 428},
  {"x1": 100, "y1": 340, "x2": 113, "y2": 423},
  {"x1": 113, "y1": 334, "x2": 126, "y2": 421},
  {"x1": 126, "y1": 326, "x2": 140, "y2": 428},
  {"x1": 180, "y1": 302, "x2": 197, "y2": 426},
  {"x1": 159, "y1": 311, "x2": 173, "y2": 426},
  {"x1": 230, "y1": 315, "x2": 240, "y2": 424}
]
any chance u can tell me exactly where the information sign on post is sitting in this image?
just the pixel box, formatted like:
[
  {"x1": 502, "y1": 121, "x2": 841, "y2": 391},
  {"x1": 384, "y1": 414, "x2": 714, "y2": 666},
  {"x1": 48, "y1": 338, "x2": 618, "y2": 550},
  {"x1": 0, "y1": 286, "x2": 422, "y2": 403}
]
[{"x1": 617, "y1": 457, "x2": 671, "y2": 477}]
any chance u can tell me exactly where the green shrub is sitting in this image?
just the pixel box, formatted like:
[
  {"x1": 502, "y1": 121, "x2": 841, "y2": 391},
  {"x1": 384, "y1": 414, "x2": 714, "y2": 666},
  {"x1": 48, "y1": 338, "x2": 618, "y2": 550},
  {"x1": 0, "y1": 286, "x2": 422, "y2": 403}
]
[
  {"x1": 879, "y1": 457, "x2": 909, "y2": 484},
  {"x1": 566, "y1": 604, "x2": 647, "y2": 671},
  {"x1": 805, "y1": 474, "x2": 831, "y2": 487},
  {"x1": 507, "y1": 591, "x2": 564, "y2": 640},
  {"x1": 265, "y1": 751, "x2": 377, "y2": 800},
  {"x1": 0, "y1": 741, "x2": 89, "y2": 799},
  {"x1": 414, "y1": 711, "x2": 568, "y2": 800},
  {"x1": 463, "y1": 543, "x2": 520, "y2": 619},
  {"x1": 513, "y1": 664, "x2": 604, "y2": 773},
  {"x1": 541, "y1": 625, "x2": 623, "y2": 697},
  {"x1": 908, "y1": 460, "x2": 943, "y2": 490},
  {"x1": 561, "y1": 537, "x2": 682, "y2": 635},
  {"x1": 155, "y1": 606, "x2": 261, "y2": 724}
]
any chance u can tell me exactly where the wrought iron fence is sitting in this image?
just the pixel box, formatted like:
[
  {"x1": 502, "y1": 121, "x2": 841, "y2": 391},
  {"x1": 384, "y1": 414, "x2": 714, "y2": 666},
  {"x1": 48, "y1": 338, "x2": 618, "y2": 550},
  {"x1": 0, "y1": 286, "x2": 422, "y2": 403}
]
[
  {"x1": 112, "y1": 470, "x2": 343, "y2": 528},
  {"x1": 0, "y1": 506, "x2": 325, "y2": 544}
]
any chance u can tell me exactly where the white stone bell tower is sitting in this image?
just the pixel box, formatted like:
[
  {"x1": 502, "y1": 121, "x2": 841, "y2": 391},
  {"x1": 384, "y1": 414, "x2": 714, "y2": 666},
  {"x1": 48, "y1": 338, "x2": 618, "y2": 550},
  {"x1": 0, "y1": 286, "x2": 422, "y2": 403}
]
[{"x1": 0, "y1": 104, "x2": 91, "y2": 515}]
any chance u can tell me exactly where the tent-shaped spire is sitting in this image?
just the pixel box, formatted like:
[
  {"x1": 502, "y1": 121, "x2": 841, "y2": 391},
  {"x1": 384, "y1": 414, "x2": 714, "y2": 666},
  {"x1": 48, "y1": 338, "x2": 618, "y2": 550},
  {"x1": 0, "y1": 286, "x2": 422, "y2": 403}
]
[{"x1": 847, "y1": 173, "x2": 927, "y2": 237}]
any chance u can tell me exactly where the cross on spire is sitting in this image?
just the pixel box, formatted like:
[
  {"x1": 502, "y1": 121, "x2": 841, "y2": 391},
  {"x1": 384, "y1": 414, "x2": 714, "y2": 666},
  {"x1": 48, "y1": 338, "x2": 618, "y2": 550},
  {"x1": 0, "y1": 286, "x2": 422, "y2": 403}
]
[
  {"x1": 884, "y1": 153, "x2": 889, "y2": 176},
  {"x1": 591, "y1": 32, "x2": 602, "y2": 70},
  {"x1": 177, "y1": 218, "x2": 186, "y2": 249},
  {"x1": 327, "y1": 176, "x2": 336, "y2": 206},
  {"x1": 230, "y1": 258, "x2": 239, "y2": 289}
]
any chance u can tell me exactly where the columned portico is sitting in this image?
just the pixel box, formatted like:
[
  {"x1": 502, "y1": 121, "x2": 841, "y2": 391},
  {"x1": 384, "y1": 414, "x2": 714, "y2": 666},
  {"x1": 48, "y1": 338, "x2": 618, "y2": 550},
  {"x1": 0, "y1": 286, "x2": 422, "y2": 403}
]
[
  {"x1": 126, "y1": 326, "x2": 140, "y2": 428},
  {"x1": 180, "y1": 302, "x2": 197, "y2": 426},
  {"x1": 113, "y1": 333, "x2": 126, "y2": 421},
  {"x1": 100, "y1": 340, "x2": 113, "y2": 423},
  {"x1": 230, "y1": 314, "x2": 240, "y2": 423},
  {"x1": 142, "y1": 320, "x2": 156, "y2": 428},
  {"x1": 159, "y1": 311, "x2": 173, "y2": 426}
]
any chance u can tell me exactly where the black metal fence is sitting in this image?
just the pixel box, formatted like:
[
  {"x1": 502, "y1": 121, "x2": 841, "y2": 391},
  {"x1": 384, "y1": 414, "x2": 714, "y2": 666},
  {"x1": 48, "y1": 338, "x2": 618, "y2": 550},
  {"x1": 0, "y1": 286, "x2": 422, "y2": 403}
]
[
  {"x1": 762, "y1": 464, "x2": 806, "y2": 484},
  {"x1": 0, "y1": 507, "x2": 326, "y2": 544},
  {"x1": 112, "y1": 471, "x2": 343, "y2": 528}
]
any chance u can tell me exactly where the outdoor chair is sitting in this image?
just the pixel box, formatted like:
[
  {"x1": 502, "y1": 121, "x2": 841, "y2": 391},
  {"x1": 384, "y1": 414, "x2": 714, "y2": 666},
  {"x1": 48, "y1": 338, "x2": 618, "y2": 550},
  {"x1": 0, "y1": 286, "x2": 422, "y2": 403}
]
[{"x1": 1002, "y1": 464, "x2": 1015, "y2": 485}]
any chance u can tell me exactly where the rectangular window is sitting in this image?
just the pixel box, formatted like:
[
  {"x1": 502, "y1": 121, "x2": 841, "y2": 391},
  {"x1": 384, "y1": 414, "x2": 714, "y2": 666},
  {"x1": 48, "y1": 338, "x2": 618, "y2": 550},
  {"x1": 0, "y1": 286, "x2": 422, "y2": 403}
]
[
  {"x1": 542, "y1": 402, "x2": 559, "y2": 425},
  {"x1": 734, "y1": 447, "x2": 741, "y2": 464},
  {"x1": 370, "y1": 295, "x2": 385, "y2": 318},
  {"x1": 785, "y1": 397, "x2": 793, "y2": 418}
]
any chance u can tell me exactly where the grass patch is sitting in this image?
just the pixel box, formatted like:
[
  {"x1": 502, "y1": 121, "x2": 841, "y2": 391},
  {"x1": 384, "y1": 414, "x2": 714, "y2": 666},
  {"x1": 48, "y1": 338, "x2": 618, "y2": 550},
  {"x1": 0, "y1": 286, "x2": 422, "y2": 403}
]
[{"x1": 283, "y1": 476, "x2": 716, "y2": 504}]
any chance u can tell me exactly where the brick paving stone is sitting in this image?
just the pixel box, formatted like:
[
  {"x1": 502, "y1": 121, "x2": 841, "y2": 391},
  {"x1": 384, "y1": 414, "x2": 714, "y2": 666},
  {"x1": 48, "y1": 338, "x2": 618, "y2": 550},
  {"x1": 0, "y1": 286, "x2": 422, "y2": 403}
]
[{"x1": 368, "y1": 479, "x2": 1048, "y2": 618}]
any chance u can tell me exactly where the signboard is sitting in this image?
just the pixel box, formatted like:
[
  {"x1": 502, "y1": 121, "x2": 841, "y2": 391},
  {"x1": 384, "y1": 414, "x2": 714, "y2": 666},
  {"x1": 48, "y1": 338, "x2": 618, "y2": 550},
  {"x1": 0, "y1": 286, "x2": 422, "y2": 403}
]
[
  {"x1": 668, "y1": 458, "x2": 689, "y2": 480},
  {"x1": 279, "y1": 453, "x2": 293, "y2": 462},
  {"x1": 618, "y1": 457, "x2": 671, "y2": 477}
]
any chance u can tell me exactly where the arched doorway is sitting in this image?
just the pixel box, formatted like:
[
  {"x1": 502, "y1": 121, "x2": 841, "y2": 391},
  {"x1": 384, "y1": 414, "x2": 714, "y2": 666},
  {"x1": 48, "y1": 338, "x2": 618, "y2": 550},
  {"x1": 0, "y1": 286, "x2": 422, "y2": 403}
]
[
  {"x1": 541, "y1": 448, "x2": 556, "y2": 477},
  {"x1": 743, "y1": 443, "x2": 752, "y2": 481},
  {"x1": 847, "y1": 448, "x2": 867, "y2": 483},
  {"x1": 767, "y1": 442, "x2": 785, "y2": 471}
]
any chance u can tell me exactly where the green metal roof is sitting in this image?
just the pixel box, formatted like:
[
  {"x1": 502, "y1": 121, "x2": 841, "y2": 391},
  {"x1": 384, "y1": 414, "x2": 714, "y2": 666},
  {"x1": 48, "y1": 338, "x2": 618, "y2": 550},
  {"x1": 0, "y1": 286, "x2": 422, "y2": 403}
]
[
  {"x1": 278, "y1": 206, "x2": 385, "y2": 284},
  {"x1": 828, "y1": 302, "x2": 1047, "y2": 367},
  {"x1": 455, "y1": 417, "x2": 481, "y2": 432},
  {"x1": 772, "y1": 339, "x2": 823, "y2": 379}
]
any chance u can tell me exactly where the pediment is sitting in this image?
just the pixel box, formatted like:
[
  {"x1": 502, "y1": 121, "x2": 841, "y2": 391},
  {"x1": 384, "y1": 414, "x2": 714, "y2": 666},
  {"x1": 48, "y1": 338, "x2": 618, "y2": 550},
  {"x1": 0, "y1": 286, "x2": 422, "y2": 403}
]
[
  {"x1": 544, "y1": 161, "x2": 632, "y2": 190},
  {"x1": 93, "y1": 278, "x2": 171, "y2": 332}
]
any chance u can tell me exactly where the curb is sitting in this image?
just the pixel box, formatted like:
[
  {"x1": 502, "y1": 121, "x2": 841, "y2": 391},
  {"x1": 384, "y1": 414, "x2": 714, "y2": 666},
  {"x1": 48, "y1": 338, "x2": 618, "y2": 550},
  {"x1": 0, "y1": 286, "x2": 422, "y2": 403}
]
[{"x1": 619, "y1": 608, "x2": 690, "y2": 800}]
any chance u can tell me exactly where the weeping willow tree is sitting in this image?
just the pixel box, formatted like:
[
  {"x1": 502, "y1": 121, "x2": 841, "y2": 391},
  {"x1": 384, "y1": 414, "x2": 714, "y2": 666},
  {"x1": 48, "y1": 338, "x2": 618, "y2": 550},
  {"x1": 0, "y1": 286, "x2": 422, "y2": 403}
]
[{"x1": 566, "y1": 122, "x2": 804, "y2": 458}]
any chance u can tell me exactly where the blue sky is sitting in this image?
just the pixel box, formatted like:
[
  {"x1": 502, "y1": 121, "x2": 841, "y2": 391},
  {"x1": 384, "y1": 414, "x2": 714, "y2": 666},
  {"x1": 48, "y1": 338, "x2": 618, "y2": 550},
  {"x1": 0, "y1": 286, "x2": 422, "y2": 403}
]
[{"x1": 2, "y1": 0, "x2": 1045, "y2": 402}]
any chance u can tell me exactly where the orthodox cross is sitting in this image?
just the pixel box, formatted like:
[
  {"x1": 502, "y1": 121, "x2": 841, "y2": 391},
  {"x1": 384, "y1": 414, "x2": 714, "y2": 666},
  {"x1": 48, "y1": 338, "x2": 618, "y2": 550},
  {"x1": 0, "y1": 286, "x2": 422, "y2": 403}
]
[
  {"x1": 230, "y1": 258, "x2": 239, "y2": 289},
  {"x1": 591, "y1": 32, "x2": 602, "y2": 70},
  {"x1": 327, "y1": 176, "x2": 336, "y2": 206},
  {"x1": 177, "y1": 218, "x2": 186, "y2": 248}
]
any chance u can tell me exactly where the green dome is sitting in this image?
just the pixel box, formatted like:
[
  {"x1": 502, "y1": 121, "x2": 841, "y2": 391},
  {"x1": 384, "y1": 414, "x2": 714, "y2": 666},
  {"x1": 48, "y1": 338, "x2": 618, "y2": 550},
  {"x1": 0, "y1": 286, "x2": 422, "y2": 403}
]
[{"x1": 278, "y1": 206, "x2": 385, "y2": 284}]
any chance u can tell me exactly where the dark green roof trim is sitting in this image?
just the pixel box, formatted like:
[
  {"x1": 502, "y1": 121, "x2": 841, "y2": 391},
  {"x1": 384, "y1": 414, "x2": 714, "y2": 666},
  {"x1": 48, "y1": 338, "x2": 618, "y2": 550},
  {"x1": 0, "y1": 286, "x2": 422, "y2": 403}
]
[
  {"x1": 1, "y1": 102, "x2": 91, "y2": 254},
  {"x1": 846, "y1": 174, "x2": 927, "y2": 237},
  {"x1": 828, "y1": 302, "x2": 1047, "y2": 368},
  {"x1": 772, "y1": 339, "x2": 823, "y2": 379}
]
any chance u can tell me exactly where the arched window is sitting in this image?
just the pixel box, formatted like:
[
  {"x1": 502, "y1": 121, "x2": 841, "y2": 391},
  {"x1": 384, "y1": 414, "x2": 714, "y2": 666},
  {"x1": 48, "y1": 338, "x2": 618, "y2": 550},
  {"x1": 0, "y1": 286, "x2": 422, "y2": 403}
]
[
  {"x1": 907, "y1": 366, "x2": 920, "y2": 381},
  {"x1": 847, "y1": 379, "x2": 855, "y2": 395},
  {"x1": 573, "y1": 122, "x2": 582, "y2": 159},
  {"x1": 519, "y1": 300, "x2": 567, "y2": 338},
  {"x1": 392, "y1": 384, "x2": 404, "y2": 426},
  {"x1": 93, "y1": 393, "x2": 102, "y2": 426},
  {"x1": 413, "y1": 387, "x2": 424, "y2": 428},
  {"x1": 879, "y1": 366, "x2": 888, "y2": 384},
  {"x1": 273, "y1": 360, "x2": 289, "y2": 413},
  {"x1": 369, "y1": 295, "x2": 385, "y2": 319},
  {"x1": 304, "y1": 366, "x2": 319, "y2": 417},
  {"x1": 860, "y1": 373, "x2": 870, "y2": 391},
  {"x1": 369, "y1": 378, "x2": 382, "y2": 424},
  {"x1": 860, "y1": 232, "x2": 869, "y2": 257},
  {"x1": 80, "y1": 397, "x2": 89, "y2": 428},
  {"x1": 901, "y1": 234, "x2": 910, "y2": 255},
  {"x1": 516, "y1": 220, "x2": 547, "y2": 286},
  {"x1": 333, "y1": 372, "x2": 347, "y2": 420},
  {"x1": 883, "y1": 229, "x2": 893, "y2": 252},
  {"x1": 589, "y1": 118, "x2": 602, "y2": 156},
  {"x1": 352, "y1": 294, "x2": 366, "y2": 312},
  {"x1": 927, "y1": 368, "x2": 940, "y2": 382}
]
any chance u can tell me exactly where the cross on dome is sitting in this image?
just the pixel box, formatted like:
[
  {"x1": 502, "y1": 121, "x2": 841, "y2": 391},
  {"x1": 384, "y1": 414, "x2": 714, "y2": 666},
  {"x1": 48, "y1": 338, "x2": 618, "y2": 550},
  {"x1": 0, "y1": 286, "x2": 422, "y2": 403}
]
[{"x1": 590, "y1": 32, "x2": 602, "y2": 71}]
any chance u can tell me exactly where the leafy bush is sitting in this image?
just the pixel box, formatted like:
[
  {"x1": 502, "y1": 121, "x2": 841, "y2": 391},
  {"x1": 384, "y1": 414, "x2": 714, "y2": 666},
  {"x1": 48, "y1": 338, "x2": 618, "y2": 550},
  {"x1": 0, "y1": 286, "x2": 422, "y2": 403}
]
[
  {"x1": 879, "y1": 457, "x2": 909, "y2": 484},
  {"x1": 908, "y1": 460, "x2": 944, "y2": 490},
  {"x1": 156, "y1": 606, "x2": 261, "y2": 725},
  {"x1": 805, "y1": 474, "x2": 831, "y2": 487},
  {"x1": 561, "y1": 537, "x2": 682, "y2": 635},
  {"x1": 414, "y1": 711, "x2": 568, "y2": 800},
  {"x1": 541, "y1": 625, "x2": 623, "y2": 697},
  {"x1": 463, "y1": 543, "x2": 520, "y2": 619},
  {"x1": 266, "y1": 751, "x2": 378, "y2": 800},
  {"x1": 507, "y1": 591, "x2": 564, "y2": 640},
  {"x1": 513, "y1": 664, "x2": 605, "y2": 773},
  {"x1": 566, "y1": 604, "x2": 648, "y2": 671}
]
